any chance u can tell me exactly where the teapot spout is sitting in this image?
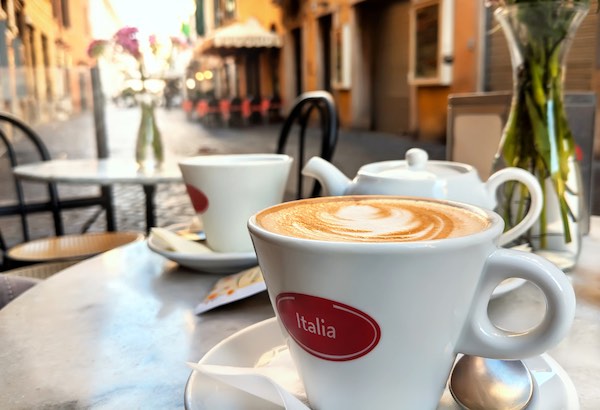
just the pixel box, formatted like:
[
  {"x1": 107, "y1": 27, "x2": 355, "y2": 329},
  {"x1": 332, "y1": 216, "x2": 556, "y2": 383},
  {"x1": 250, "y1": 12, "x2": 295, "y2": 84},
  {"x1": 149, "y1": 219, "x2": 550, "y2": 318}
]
[{"x1": 302, "y1": 156, "x2": 351, "y2": 196}]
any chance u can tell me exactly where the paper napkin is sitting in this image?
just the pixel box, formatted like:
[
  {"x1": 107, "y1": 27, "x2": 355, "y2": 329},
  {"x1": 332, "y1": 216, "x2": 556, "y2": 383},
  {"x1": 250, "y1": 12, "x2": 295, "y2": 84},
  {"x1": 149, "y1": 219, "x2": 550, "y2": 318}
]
[
  {"x1": 150, "y1": 227, "x2": 213, "y2": 254},
  {"x1": 188, "y1": 345, "x2": 310, "y2": 409}
]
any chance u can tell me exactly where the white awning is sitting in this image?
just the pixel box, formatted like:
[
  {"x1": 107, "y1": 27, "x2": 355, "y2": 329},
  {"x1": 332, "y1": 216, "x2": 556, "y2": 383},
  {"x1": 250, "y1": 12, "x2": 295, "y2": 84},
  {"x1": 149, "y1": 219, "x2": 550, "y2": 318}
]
[{"x1": 202, "y1": 17, "x2": 282, "y2": 52}]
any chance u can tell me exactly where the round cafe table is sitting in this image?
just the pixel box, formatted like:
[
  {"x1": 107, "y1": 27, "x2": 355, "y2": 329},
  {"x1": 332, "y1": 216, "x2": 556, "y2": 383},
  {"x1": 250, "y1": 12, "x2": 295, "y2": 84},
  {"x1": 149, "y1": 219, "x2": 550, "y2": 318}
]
[
  {"x1": 0, "y1": 218, "x2": 598, "y2": 408},
  {"x1": 13, "y1": 158, "x2": 183, "y2": 233}
]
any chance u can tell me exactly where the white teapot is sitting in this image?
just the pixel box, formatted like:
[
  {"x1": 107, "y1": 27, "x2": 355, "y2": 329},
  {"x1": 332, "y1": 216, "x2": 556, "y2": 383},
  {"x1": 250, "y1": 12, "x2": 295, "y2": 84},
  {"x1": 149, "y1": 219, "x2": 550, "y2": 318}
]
[{"x1": 302, "y1": 148, "x2": 542, "y2": 246}]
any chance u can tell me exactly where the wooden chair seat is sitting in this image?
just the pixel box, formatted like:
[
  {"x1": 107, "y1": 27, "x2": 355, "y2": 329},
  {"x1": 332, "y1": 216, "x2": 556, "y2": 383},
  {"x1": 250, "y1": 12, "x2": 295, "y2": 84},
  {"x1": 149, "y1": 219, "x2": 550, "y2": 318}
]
[{"x1": 6, "y1": 231, "x2": 143, "y2": 264}]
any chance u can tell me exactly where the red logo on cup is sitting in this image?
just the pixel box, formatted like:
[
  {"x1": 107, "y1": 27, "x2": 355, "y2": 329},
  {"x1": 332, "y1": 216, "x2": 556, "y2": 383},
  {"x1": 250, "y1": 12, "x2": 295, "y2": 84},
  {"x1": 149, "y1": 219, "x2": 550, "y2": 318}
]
[
  {"x1": 185, "y1": 184, "x2": 209, "y2": 213},
  {"x1": 276, "y1": 293, "x2": 381, "y2": 361}
]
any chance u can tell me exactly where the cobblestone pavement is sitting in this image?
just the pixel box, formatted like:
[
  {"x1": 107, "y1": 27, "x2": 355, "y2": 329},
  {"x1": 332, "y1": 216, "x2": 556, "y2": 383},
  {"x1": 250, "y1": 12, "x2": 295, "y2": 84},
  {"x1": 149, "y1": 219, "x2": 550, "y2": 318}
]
[{"x1": 1, "y1": 104, "x2": 598, "y2": 249}]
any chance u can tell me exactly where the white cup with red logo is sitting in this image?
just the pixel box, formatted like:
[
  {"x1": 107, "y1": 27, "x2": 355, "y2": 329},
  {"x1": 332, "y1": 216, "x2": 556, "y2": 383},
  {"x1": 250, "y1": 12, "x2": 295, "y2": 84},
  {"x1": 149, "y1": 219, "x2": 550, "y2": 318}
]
[
  {"x1": 247, "y1": 196, "x2": 575, "y2": 410},
  {"x1": 178, "y1": 153, "x2": 292, "y2": 253}
]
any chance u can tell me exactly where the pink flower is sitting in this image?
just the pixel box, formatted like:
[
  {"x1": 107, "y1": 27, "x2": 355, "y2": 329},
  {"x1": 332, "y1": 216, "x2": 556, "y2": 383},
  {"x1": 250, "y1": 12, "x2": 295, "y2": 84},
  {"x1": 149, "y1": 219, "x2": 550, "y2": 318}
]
[
  {"x1": 87, "y1": 26, "x2": 175, "y2": 83},
  {"x1": 114, "y1": 26, "x2": 141, "y2": 59},
  {"x1": 87, "y1": 39, "x2": 109, "y2": 58},
  {"x1": 149, "y1": 34, "x2": 159, "y2": 54}
]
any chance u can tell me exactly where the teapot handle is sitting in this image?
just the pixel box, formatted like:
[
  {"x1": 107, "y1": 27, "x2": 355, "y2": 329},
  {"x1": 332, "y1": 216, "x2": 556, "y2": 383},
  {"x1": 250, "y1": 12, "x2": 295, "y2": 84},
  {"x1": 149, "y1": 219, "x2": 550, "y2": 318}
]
[{"x1": 485, "y1": 168, "x2": 543, "y2": 246}]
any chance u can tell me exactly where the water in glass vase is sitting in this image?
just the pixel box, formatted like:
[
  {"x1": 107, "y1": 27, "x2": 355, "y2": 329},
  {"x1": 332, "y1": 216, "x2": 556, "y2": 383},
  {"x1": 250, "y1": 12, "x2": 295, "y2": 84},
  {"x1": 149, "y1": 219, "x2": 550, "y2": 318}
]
[
  {"x1": 136, "y1": 100, "x2": 164, "y2": 172},
  {"x1": 492, "y1": 1, "x2": 589, "y2": 271}
]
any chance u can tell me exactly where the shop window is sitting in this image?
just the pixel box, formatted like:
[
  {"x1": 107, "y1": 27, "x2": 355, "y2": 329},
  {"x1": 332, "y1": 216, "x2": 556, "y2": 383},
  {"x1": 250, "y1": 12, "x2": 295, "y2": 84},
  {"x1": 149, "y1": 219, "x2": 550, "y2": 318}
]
[
  {"x1": 332, "y1": 23, "x2": 351, "y2": 90},
  {"x1": 52, "y1": 0, "x2": 60, "y2": 19},
  {"x1": 409, "y1": 0, "x2": 454, "y2": 85},
  {"x1": 215, "y1": 0, "x2": 236, "y2": 26},
  {"x1": 61, "y1": 0, "x2": 71, "y2": 27},
  {"x1": 224, "y1": 0, "x2": 236, "y2": 21}
]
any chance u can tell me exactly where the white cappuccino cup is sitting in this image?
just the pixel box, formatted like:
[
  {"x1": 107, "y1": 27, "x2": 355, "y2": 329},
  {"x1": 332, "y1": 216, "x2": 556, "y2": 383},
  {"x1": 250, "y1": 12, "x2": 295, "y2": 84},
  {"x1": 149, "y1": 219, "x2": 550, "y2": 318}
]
[
  {"x1": 248, "y1": 195, "x2": 575, "y2": 410},
  {"x1": 179, "y1": 153, "x2": 292, "y2": 253}
]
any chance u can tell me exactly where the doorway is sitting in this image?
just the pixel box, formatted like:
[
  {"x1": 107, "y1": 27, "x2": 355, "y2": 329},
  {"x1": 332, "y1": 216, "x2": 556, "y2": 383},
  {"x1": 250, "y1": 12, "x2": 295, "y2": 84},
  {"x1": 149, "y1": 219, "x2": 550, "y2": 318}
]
[
  {"x1": 318, "y1": 14, "x2": 332, "y2": 92},
  {"x1": 292, "y1": 27, "x2": 303, "y2": 96},
  {"x1": 358, "y1": 0, "x2": 411, "y2": 134},
  {"x1": 245, "y1": 51, "x2": 260, "y2": 97}
]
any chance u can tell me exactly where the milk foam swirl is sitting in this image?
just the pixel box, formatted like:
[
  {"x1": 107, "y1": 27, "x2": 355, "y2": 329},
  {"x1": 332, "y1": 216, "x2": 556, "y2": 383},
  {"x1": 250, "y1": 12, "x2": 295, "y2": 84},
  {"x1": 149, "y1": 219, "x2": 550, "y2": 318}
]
[{"x1": 257, "y1": 197, "x2": 489, "y2": 242}]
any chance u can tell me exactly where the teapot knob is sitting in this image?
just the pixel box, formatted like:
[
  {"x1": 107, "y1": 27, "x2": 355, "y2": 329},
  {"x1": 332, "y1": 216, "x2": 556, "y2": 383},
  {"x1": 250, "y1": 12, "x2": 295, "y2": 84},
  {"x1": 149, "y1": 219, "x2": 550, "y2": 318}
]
[{"x1": 406, "y1": 148, "x2": 428, "y2": 171}]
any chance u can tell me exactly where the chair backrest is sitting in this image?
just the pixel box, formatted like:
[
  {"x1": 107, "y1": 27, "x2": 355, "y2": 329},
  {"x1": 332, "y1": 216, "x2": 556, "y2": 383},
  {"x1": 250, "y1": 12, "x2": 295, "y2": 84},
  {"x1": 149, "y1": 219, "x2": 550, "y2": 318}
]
[
  {"x1": 0, "y1": 112, "x2": 64, "y2": 248},
  {"x1": 0, "y1": 112, "x2": 115, "y2": 254},
  {"x1": 446, "y1": 91, "x2": 596, "y2": 234},
  {"x1": 276, "y1": 91, "x2": 339, "y2": 199}
]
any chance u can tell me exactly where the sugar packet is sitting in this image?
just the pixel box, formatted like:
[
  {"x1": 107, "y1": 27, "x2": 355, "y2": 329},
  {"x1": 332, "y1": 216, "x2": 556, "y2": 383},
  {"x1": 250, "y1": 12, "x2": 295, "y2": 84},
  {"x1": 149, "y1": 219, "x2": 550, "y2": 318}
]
[{"x1": 195, "y1": 266, "x2": 266, "y2": 314}]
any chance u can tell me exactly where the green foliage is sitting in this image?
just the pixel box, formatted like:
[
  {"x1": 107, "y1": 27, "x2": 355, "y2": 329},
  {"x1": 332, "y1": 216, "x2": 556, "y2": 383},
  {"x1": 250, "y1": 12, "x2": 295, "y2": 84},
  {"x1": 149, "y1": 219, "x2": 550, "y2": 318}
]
[{"x1": 494, "y1": 1, "x2": 589, "y2": 245}]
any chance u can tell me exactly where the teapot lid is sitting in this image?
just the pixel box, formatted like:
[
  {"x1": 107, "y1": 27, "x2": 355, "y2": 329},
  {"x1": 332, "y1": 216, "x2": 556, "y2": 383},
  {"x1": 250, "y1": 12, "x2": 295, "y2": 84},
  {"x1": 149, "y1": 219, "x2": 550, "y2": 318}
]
[{"x1": 376, "y1": 148, "x2": 464, "y2": 180}]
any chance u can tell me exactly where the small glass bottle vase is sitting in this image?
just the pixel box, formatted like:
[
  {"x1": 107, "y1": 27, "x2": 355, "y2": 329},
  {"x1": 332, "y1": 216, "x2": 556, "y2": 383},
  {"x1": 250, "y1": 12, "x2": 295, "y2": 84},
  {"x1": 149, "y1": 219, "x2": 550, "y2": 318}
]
[
  {"x1": 136, "y1": 99, "x2": 164, "y2": 172},
  {"x1": 492, "y1": 1, "x2": 589, "y2": 270}
]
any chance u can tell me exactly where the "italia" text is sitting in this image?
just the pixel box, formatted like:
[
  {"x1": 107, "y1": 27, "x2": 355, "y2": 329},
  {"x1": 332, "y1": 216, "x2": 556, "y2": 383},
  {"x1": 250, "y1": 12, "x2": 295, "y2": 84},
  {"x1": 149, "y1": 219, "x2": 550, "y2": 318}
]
[{"x1": 296, "y1": 312, "x2": 337, "y2": 339}]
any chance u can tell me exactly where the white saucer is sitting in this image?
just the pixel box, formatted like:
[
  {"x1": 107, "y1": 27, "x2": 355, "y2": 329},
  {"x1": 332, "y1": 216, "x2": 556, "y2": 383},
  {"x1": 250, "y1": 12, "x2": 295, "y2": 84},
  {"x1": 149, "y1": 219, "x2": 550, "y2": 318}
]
[
  {"x1": 184, "y1": 317, "x2": 578, "y2": 409},
  {"x1": 147, "y1": 223, "x2": 257, "y2": 274}
]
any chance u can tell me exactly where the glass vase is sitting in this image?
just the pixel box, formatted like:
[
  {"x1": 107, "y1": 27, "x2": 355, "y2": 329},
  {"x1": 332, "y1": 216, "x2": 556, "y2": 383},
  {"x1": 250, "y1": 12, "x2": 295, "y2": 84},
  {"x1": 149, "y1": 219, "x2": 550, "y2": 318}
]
[
  {"x1": 492, "y1": 1, "x2": 589, "y2": 270},
  {"x1": 136, "y1": 100, "x2": 164, "y2": 172}
]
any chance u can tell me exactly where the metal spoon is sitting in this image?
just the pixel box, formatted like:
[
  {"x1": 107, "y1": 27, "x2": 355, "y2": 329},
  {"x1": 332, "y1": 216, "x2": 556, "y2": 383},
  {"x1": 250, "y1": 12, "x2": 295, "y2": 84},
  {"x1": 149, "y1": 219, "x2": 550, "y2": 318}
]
[{"x1": 449, "y1": 355, "x2": 534, "y2": 410}]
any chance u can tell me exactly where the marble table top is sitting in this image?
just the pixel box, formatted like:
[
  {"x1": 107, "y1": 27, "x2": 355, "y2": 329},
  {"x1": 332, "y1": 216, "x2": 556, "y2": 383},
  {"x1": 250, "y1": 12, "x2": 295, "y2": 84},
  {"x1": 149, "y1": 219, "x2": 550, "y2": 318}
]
[
  {"x1": 13, "y1": 158, "x2": 182, "y2": 185},
  {"x1": 0, "y1": 218, "x2": 598, "y2": 409}
]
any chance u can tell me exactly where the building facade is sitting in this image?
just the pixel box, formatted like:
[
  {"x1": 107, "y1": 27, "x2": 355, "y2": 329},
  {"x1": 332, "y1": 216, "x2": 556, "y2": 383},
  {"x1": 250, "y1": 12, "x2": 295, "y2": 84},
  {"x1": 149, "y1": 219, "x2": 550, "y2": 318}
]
[
  {"x1": 274, "y1": 0, "x2": 598, "y2": 146},
  {"x1": 191, "y1": 0, "x2": 283, "y2": 104},
  {"x1": 0, "y1": 0, "x2": 93, "y2": 123}
]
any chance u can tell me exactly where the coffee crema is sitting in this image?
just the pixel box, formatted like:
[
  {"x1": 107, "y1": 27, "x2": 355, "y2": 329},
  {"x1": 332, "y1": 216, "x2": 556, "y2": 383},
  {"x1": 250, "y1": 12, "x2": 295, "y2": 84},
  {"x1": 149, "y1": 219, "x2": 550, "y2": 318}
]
[{"x1": 256, "y1": 197, "x2": 490, "y2": 242}]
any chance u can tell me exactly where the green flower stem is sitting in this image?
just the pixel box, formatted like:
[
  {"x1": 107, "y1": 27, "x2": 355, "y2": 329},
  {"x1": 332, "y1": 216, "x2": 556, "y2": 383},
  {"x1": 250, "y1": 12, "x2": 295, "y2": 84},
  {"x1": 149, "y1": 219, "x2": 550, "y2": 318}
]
[{"x1": 495, "y1": 2, "x2": 587, "y2": 247}]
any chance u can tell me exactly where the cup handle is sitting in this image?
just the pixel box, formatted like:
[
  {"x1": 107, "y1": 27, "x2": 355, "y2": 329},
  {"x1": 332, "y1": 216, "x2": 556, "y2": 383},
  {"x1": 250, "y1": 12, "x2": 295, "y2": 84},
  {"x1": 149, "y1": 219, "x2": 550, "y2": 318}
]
[
  {"x1": 456, "y1": 249, "x2": 575, "y2": 359},
  {"x1": 485, "y1": 168, "x2": 543, "y2": 246}
]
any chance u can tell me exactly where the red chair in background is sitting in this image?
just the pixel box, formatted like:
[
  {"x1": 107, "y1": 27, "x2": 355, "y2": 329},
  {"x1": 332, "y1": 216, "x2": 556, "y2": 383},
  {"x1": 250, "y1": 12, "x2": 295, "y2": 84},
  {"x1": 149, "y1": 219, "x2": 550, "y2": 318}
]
[
  {"x1": 261, "y1": 98, "x2": 270, "y2": 121},
  {"x1": 241, "y1": 98, "x2": 251, "y2": 124},
  {"x1": 182, "y1": 99, "x2": 194, "y2": 120},
  {"x1": 219, "y1": 99, "x2": 231, "y2": 126},
  {"x1": 195, "y1": 99, "x2": 208, "y2": 121}
]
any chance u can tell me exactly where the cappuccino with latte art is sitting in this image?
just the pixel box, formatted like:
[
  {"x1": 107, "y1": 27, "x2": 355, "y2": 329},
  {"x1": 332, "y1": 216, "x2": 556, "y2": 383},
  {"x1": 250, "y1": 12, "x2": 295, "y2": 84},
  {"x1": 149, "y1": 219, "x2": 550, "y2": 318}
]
[
  {"x1": 248, "y1": 195, "x2": 574, "y2": 410},
  {"x1": 256, "y1": 196, "x2": 490, "y2": 242}
]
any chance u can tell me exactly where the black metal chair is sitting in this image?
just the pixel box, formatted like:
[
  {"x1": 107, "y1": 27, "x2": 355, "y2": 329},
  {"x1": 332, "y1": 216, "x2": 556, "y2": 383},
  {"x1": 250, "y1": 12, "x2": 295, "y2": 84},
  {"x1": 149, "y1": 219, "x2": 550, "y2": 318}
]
[
  {"x1": 276, "y1": 91, "x2": 339, "y2": 199},
  {"x1": 0, "y1": 111, "x2": 119, "y2": 270}
]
